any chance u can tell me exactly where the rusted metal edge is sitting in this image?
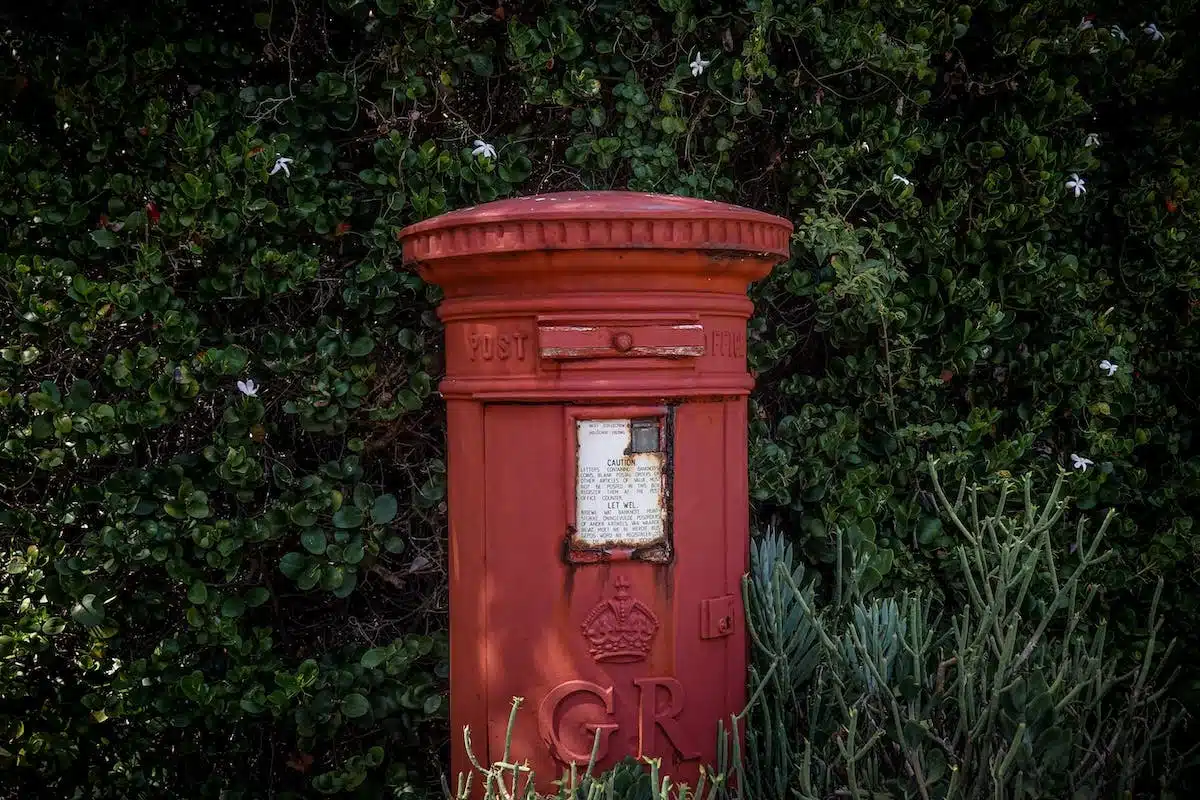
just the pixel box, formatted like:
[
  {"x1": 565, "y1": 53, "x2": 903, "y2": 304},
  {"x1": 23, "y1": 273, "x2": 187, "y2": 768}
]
[
  {"x1": 541, "y1": 345, "x2": 705, "y2": 360},
  {"x1": 561, "y1": 406, "x2": 676, "y2": 566}
]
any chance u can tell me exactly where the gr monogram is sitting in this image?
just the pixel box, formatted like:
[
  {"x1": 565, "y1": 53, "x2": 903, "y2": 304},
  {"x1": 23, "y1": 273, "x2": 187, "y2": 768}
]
[{"x1": 537, "y1": 677, "x2": 698, "y2": 766}]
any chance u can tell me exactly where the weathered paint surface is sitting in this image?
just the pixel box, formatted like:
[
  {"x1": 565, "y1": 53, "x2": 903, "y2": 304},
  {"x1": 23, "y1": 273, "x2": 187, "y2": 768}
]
[
  {"x1": 397, "y1": 191, "x2": 792, "y2": 796},
  {"x1": 539, "y1": 322, "x2": 705, "y2": 360}
]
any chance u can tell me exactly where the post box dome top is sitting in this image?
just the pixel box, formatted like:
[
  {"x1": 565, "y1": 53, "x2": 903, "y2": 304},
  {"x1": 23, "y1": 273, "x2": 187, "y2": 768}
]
[{"x1": 398, "y1": 191, "x2": 792, "y2": 266}]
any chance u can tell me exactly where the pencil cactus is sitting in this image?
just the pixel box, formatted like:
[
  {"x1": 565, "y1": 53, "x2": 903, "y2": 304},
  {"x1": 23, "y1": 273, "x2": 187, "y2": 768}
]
[{"x1": 744, "y1": 461, "x2": 1188, "y2": 800}]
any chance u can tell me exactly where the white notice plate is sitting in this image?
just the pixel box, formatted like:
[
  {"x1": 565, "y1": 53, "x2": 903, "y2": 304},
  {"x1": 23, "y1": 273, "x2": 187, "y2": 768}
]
[{"x1": 574, "y1": 418, "x2": 666, "y2": 548}]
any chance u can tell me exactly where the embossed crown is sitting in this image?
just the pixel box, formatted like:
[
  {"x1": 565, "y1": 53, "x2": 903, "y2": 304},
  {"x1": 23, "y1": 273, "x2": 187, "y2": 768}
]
[{"x1": 580, "y1": 577, "x2": 660, "y2": 663}]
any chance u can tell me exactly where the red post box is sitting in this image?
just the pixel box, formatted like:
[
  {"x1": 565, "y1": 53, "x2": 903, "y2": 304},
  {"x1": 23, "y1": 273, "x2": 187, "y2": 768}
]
[{"x1": 398, "y1": 192, "x2": 792, "y2": 793}]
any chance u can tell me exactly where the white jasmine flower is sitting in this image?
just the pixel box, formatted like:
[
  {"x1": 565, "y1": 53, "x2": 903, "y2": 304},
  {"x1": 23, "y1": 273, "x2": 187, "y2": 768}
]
[
  {"x1": 471, "y1": 139, "x2": 497, "y2": 159},
  {"x1": 1099, "y1": 359, "x2": 1118, "y2": 376},
  {"x1": 1111, "y1": 25, "x2": 1128, "y2": 42},
  {"x1": 1084, "y1": 133, "x2": 1101, "y2": 148},
  {"x1": 1078, "y1": 17, "x2": 1094, "y2": 31},
  {"x1": 860, "y1": 142, "x2": 870, "y2": 151},
  {"x1": 237, "y1": 379, "x2": 259, "y2": 397},
  {"x1": 269, "y1": 156, "x2": 293, "y2": 177},
  {"x1": 1144, "y1": 23, "x2": 1164, "y2": 41},
  {"x1": 891, "y1": 174, "x2": 912, "y2": 186},
  {"x1": 690, "y1": 52, "x2": 711, "y2": 77},
  {"x1": 1066, "y1": 173, "x2": 1086, "y2": 197},
  {"x1": 1070, "y1": 454, "x2": 1094, "y2": 471}
]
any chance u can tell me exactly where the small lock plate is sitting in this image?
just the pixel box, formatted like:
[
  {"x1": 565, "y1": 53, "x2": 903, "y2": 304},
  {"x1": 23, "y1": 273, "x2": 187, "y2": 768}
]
[{"x1": 700, "y1": 595, "x2": 737, "y2": 640}]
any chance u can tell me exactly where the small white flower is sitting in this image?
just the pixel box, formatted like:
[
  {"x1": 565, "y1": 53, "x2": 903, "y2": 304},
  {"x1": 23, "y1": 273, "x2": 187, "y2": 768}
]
[
  {"x1": 237, "y1": 379, "x2": 259, "y2": 397},
  {"x1": 1099, "y1": 359, "x2": 1118, "y2": 376},
  {"x1": 1066, "y1": 173, "x2": 1086, "y2": 197},
  {"x1": 860, "y1": 142, "x2": 870, "y2": 151},
  {"x1": 1144, "y1": 23, "x2": 1164, "y2": 41},
  {"x1": 891, "y1": 174, "x2": 912, "y2": 186},
  {"x1": 1078, "y1": 17, "x2": 1094, "y2": 31},
  {"x1": 1070, "y1": 454, "x2": 1094, "y2": 471},
  {"x1": 471, "y1": 139, "x2": 497, "y2": 159},
  {"x1": 690, "y1": 52, "x2": 711, "y2": 77},
  {"x1": 269, "y1": 156, "x2": 293, "y2": 177},
  {"x1": 1111, "y1": 25, "x2": 1128, "y2": 42},
  {"x1": 1084, "y1": 133, "x2": 1101, "y2": 148}
]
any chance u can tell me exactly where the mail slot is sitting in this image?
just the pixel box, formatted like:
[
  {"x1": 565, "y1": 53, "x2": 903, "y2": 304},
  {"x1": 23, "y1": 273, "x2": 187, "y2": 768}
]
[
  {"x1": 398, "y1": 191, "x2": 792, "y2": 794},
  {"x1": 539, "y1": 316, "x2": 706, "y2": 360}
]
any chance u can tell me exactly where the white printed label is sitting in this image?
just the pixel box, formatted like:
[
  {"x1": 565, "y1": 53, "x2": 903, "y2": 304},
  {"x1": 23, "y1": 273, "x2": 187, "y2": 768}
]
[{"x1": 575, "y1": 419, "x2": 665, "y2": 547}]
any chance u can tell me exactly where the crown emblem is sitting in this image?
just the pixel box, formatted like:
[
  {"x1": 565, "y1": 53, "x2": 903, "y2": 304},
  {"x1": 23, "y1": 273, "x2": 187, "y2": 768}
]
[{"x1": 580, "y1": 577, "x2": 659, "y2": 663}]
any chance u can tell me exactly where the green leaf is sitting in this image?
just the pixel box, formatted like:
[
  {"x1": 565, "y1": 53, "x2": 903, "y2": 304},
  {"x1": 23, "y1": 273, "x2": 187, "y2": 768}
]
[
  {"x1": 297, "y1": 563, "x2": 322, "y2": 591},
  {"x1": 90, "y1": 229, "x2": 120, "y2": 248},
  {"x1": 422, "y1": 695, "x2": 442, "y2": 715},
  {"x1": 333, "y1": 506, "x2": 363, "y2": 529},
  {"x1": 221, "y1": 597, "x2": 246, "y2": 618},
  {"x1": 279, "y1": 552, "x2": 307, "y2": 579},
  {"x1": 65, "y1": 380, "x2": 94, "y2": 411},
  {"x1": 371, "y1": 494, "x2": 398, "y2": 525},
  {"x1": 246, "y1": 587, "x2": 271, "y2": 607},
  {"x1": 301, "y1": 529, "x2": 328, "y2": 555},
  {"x1": 289, "y1": 502, "x2": 317, "y2": 527},
  {"x1": 343, "y1": 542, "x2": 365, "y2": 565},
  {"x1": 180, "y1": 672, "x2": 203, "y2": 701},
  {"x1": 331, "y1": 571, "x2": 358, "y2": 598},
  {"x1": 70, "y1": 594, "x2": 106, "y2": 627},
  {"x1": 383, "y1": 536, "x2": 405, "y2": 554},
  {"x1": 499, "y1": 156, "x2": 532, "y2": 183},
  {"x1": 858, "y1": 566, "x2": 883, "y2": 594},
  {"x1": 187, "y1": 581, "x2": 209, "y2": 605},
  {"x1": 347, "y1": 336, "x2": 375, "y2": 357},
  {"x1": 342, "y1": 693, "x2": 370, "y2": 718},
  {"x1": 360, "y1": 647, "x2": 388, "y2": 668},
  {"x1": 186, "y1": 492, "x2": 210, "y2": 519},
  {"x1": 917, "y1": 517, "x2": 942, "y2": 546}
]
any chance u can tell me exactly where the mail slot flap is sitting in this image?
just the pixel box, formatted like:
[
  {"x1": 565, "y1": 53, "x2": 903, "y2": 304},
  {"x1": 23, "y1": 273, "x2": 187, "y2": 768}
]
[{"x1": 538, "y1": 320, "x2": 705, "y2": 360}]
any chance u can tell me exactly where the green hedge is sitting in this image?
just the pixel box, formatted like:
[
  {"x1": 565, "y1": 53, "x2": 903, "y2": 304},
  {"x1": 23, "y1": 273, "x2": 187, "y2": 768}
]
[{"x1": 1, "y1": 0, "x2": 1196, "y2": 796}]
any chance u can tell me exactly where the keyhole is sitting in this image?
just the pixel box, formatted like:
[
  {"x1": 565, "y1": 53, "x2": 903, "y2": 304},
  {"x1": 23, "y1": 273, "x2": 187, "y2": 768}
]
[{"x1": 719, "y1": 616, "x2": 732, "y2": 633}]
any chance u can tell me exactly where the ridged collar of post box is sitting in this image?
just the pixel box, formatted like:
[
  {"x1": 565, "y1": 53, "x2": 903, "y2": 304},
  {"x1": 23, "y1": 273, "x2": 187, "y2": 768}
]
[
  {"x1": 399, "y1": 192, "x2": 793, "y2": 401},
  {"x1": 397, "y1": 191, "x2": 793, "y2": 272}
]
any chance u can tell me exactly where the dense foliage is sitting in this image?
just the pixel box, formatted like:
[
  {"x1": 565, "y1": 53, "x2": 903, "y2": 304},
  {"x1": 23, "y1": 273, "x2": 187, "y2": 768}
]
[{"x1": 1, "y1": 0, "x2": 1197, "y2": 797}]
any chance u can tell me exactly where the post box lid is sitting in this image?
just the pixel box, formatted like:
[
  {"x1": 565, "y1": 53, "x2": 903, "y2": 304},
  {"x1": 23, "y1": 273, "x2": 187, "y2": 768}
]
[{"x1": 398, "y1": 191, "x2": 793, "y2": 265}]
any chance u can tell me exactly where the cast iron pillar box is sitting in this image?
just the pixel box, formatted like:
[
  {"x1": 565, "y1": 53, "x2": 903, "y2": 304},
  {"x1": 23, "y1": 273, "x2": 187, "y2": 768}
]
[{"x1": 398, "y1": 192, "x2": 792, "y2": 793}]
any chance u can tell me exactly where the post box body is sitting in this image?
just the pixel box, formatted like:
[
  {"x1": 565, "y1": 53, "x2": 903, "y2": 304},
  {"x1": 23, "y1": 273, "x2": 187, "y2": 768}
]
[{"x1": 399, "y1": 193, "x2": 792, "y2": 793}]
